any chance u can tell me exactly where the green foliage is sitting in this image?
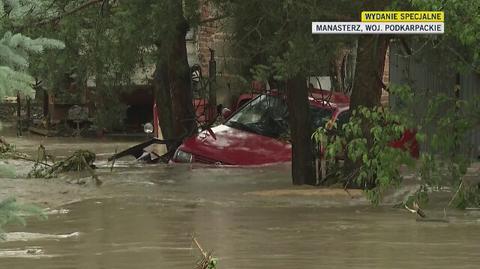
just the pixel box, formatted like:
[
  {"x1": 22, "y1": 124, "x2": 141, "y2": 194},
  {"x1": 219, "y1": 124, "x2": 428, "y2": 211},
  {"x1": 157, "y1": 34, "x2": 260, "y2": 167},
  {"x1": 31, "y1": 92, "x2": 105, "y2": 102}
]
[
  {"x1": 21, "y1": 0, "x2": 200, "y2": 129},
  {"x1": 390, "y1": 82, "x2": 480, "y2": 208},
  {"x1": 0, "y1": 198, "x2": 24, "y2": 236},
  {"x1": 450, "y1": 183, "x2": 480, "y2": 209},
  {"x1": 407, "y1": 0, "x2": 480, "y2": 73},
  {"x1": 216, "y1": 0, "x2": 359, "y2": 82},
  {"x1": 0, "y1": 197, "x2": 45, "y2": 238},
  {"x1": 313, "y1": 104, "x2": 415, "y2": 204},
  {"x1": 0, "y1": 31, "x2": 64, "y2": 98},
  {"x1": 0, "y1": 0, "x2": 65, "y2": 98},
  {"x1": 28, "y1": 149, "x2": 96, "y2": 179},
  {"x1": 386, "y1": 0, "x2": 480, "y2": 208},
  {"x1": 93, "y1": 95, "x2": 127, "y2": 132},
  {"x1": 207, "y1": 258, "x2": 218, "y2": 269},
  {"x1": 417, "y1": 94, "x2": 479, "y2": 209},
  {"x1": 313, "y1": 85, "x2": 480, "y2": 208}
]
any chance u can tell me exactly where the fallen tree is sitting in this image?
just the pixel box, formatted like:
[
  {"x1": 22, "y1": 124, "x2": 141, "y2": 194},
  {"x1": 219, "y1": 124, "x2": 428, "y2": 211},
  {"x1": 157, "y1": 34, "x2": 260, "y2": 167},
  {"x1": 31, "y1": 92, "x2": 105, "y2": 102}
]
[{"x1": 28, "y1": 149, "x2": 101, "y2": 185}]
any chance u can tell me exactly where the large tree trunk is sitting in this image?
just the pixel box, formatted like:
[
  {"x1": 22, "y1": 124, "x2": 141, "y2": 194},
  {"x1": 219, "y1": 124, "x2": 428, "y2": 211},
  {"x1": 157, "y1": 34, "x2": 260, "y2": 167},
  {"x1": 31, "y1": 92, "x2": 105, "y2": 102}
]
[
  {"x1": 350, "y1": 0, "x2": 390, "y2": 110},
  {"x1": 153, "y1": 3, "x2": 196, "y2": 151},
  {"x1": 345, "y1": 0, "x2": 390, "y2": 189},
  {"x1": 346, "y1": 23, "x2": 389, "y2": 189},
  {"x1": 349, "y1": 34, "x2": 389, "y2": 110},
  {"x1": 153, "y1": 61, "x2": 175, "y2": 149},
  {"x1": 168, "y1": 10, "x2": 196, "y2": 138},
  {"x1": 286, "y1": 75, "x2": 316, "y2": 185}
]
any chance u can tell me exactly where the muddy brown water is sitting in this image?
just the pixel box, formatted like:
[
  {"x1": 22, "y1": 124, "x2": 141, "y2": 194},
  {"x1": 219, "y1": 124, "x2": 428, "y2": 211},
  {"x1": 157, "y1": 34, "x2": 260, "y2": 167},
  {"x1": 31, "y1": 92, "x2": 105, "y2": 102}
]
[{"x1": 1, "y1": 133, "x2": 480, "y2": 269}]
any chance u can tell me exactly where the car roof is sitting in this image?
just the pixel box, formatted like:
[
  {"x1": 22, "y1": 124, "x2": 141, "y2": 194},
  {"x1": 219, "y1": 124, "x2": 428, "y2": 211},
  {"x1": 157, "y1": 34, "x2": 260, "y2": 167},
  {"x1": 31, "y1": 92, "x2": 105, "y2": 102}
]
[
  {"x1": 258, "y1": 90, "x2": 351, "y2": 111},
  {"x1": 308, "y1": 90, "x2": 350, "y2": 111}
]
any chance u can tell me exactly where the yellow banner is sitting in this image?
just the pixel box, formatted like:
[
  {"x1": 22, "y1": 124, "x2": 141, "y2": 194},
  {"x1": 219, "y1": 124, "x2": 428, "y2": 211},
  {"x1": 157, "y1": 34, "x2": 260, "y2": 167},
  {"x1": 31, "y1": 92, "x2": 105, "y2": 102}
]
[{"x1": 361, "y1": 11, "x2": 444, "y2": 22}]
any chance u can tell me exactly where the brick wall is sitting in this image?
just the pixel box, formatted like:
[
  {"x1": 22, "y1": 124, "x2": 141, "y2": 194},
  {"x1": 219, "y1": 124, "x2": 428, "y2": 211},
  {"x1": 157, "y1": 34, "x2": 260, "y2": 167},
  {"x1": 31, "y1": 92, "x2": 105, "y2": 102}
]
[
  {"x1": 195, "y1": 3, "x2": 391, "y2": 107},
  {"x1": 194, "y1": 2, "x2": 247, "y2": 107},
  {"x1": 197, "y1": 1, "x2": 216, "y2": 75}
]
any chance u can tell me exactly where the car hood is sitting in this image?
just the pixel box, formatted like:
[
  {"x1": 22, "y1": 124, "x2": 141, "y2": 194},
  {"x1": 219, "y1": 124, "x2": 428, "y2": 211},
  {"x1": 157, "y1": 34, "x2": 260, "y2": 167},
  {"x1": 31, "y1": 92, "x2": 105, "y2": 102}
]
[{"x1": 179, "y1": 125, "x2": 292, "y2": 165}]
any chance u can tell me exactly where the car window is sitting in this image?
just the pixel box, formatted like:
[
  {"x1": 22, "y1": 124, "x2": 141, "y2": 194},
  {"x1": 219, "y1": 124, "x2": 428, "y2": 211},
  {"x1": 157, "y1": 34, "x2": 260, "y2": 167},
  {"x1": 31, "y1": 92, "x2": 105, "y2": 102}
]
[
  {"x1": 228, "y1": 95, "x2": 287, "y2": 124},
  {"x1": 226, "y1": 95, "x2": 334, "y2": 138},
  {"x1": 226, "y1": 95, "x2": 288, "y2": 137}
]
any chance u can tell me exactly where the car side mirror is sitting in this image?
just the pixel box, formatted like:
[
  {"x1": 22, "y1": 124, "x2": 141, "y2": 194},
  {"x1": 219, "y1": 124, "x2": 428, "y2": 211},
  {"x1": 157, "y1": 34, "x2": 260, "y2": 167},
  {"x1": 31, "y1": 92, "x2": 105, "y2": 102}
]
[
  {"x1": 222, "y1": 108, "x2": 232, "y2": 119},
  {"x1": 143, "y1": 122, "x2": 154, "y2": 134}
]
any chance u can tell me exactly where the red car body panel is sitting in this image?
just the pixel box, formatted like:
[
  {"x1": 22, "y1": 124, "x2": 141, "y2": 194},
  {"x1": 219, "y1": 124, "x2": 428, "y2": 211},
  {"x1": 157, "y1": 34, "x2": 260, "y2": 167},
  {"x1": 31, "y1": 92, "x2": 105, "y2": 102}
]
[
  {"x1": 389, "y1": 129, "x2": 420, "y2": 158},
  {"x1": 180, "y1": 125, "x2": 292, "y2": 165},
  {"x1": 174, "y1": 90, "x2": 419, "y2": 165}
]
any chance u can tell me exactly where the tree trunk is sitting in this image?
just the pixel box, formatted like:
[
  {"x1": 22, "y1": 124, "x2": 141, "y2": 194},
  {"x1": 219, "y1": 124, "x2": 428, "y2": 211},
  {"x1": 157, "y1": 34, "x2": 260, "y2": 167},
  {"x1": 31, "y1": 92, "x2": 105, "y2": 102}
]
[
  {"x1": 344, "y1": 0, "x2": 390, "y2": 189},
  {"x1": 347, "y1": 35, "x2": 389, "y2": 179},
  {"x1": 168, "y1": 9, "x2": 196, "y2": 138},
  {"x1": 349, "y1": 34, "x2": 389, "y2": 110},
  {"x1": 153, "y1": 60, "x2": 175, "y2": 149},
  {"x1": 329, "y1": 47, "x2": 350, "y2": 92},
  {"x1": 286, "y1": 75, "x2": 316, "y2": 185},
  {"x1": 153, "y1": 3, "x2": 196, "y2": 151},
  {"x1": 350, "y1": 0, "x2": 390, "y2": 110}
]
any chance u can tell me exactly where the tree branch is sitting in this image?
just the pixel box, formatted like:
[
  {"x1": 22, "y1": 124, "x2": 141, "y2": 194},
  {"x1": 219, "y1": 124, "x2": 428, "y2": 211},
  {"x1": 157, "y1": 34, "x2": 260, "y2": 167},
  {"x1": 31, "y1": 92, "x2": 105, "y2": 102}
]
[{"x1": 34, "y1": 0, "x2": 104, "y2": 27}]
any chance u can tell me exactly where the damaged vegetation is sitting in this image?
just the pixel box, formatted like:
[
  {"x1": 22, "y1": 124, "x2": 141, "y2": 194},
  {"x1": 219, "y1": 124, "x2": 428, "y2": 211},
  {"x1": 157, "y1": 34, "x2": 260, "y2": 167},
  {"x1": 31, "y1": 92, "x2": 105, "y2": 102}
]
[
  {"x1": 1, "y1": 137, "x2": 100, "y2": 185},
  {"x1": 28, "y1": 149, "x2": 101, "y2": 185},
  {"x1": 192, "y1": 236, "x2": 218, "y2": 269}
]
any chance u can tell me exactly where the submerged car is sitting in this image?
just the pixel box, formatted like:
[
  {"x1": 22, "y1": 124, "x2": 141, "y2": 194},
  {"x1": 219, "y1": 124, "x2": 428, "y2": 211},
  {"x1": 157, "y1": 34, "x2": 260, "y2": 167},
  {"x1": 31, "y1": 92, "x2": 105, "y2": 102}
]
[{"x1": 173, "y1": 90, "x2": 419, "y2": 165}]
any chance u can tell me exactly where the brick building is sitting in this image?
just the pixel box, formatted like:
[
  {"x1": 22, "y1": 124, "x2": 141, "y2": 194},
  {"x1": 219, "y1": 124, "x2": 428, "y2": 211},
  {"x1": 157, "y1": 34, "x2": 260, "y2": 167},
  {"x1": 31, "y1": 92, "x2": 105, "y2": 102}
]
[
  {"x1": 188, "y1": 2, "x2": 246, "y2": 108},
  {"x1": 191, "y1": 3, "x2": 392, "y2": 107}
]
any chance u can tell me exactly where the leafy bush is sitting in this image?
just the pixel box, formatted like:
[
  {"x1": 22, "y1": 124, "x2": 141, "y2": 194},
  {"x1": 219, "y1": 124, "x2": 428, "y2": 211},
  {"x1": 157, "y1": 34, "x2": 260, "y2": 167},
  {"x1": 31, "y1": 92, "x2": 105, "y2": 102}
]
[
  {"x1": 313, "y1": 105, "x2": 415, "y2": 204},
  {"x1": 93, "y1": 96, "x2": 127, "y2": 132},
  {"x1": 313, "y1": 86, "x2": 480, "y2": 208}
]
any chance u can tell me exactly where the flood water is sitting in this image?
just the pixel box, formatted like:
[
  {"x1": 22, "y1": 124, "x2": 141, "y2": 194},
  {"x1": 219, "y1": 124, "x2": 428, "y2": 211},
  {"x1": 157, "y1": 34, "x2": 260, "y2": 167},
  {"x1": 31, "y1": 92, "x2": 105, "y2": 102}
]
[{"x1": 1, "y1": 134, "x2": 480, "y2": 269}]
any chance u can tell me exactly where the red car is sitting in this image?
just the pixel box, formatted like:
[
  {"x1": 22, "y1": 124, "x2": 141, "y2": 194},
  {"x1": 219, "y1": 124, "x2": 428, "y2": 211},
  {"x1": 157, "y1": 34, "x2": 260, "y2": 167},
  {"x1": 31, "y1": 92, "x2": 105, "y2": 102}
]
[{"x1": 172, "y1": 90, "x2": 419, "y2": 165}]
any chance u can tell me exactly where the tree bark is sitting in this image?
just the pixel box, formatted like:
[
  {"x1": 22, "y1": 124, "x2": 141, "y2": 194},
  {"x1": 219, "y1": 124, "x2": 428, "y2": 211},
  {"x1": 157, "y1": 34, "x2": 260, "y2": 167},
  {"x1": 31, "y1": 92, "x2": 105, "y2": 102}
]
[
  {"x1": 329, "y1": 47, "x2": 350, "y2": 92},
  {"x1": 286, "y1": 75, "x2": 316, "y2": 185},
  {"x1": 346, "y1": 34, "x2": 389, "y2": 185},
  {"x1": 168, "y1": 16, "x2": 196, "y2": 138},
  {"x1": 349, "y1": 34, "x2": 389, "y2": 110},
  {"x1": 350, "y1": 0, "x2": 390, "y2": 110},
  {"x1": 344, "y1": 0, "x2": 390, "y2": 189},
  {"x1": 153, "y1": 3, "x2": 196, "y2": 150},
  {"x1": 153, "y1": 60, "x2": 175, "y2": 148}
]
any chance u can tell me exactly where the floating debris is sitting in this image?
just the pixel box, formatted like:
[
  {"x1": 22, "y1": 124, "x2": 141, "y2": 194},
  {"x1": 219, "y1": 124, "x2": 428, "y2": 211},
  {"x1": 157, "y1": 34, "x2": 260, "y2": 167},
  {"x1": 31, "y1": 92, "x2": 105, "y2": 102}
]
[
  {"x1": 28, "y1": 149, "x2": 102, "y2": 185},
  {"x1": 192, "y1": 236, "x2": 218, "y2": 269},
  {"x1": 405, "y1": 201, "x2": 427, "y2": 218}
]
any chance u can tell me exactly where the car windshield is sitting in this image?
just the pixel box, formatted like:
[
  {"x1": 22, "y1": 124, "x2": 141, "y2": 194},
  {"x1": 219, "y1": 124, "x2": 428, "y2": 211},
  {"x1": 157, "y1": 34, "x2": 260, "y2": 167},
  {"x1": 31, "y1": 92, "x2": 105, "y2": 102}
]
[{"x1": 225, "y1": 95, "x2": 333, "y2": 138}]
